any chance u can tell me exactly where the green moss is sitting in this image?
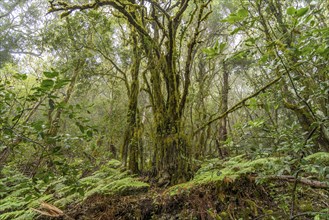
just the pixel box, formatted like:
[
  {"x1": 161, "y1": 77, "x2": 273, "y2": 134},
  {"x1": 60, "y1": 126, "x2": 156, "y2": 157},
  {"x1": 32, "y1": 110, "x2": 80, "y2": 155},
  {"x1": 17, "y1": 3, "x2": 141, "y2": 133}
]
[
  {"x1": 305, "y1": 152, "x2": 329, "y2": 166},
  {"x1": 299, "y1": 201, "x2": 314, "y2": 212}
]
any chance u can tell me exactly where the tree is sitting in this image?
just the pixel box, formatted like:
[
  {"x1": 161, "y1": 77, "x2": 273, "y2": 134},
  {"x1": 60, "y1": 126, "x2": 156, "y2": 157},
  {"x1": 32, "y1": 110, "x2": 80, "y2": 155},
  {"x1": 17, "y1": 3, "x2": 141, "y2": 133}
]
[
  {"x1": 201, "y1": 0, "x2": 329, "y2": 155},
  {"x1": 0, "y1": 0, "x2": 44, "y2": 67},
  {"x1": 243, "y1": 0, "x2": 329, "y2": 151},
  {"x1": 48, "y1": 0, "x2": 212, "y2": 184}
]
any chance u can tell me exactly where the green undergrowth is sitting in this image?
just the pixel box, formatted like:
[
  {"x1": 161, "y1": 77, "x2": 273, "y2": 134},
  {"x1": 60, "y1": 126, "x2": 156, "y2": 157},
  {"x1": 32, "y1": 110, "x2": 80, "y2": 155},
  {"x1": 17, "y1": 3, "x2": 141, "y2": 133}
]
[
  {"x1": 168, "y1": 152, "x2": 329, "y2": 195},
  {"x1": 68, "y1": 153, "x2": 328, "y2": 219},
  {"x1": 164, "y1": 153, "x2": 329, "y2": 219},
  {"x1": 1, "y1": 153, "x2": 328, "y2": 219},
  {"x1": 304, "y1": 152, "x2": 329, "y2": 166},
  {"x1": 0, "y1": 159, "x2": 149, "y2": 220},
  {"x1": 168, "y1": 155, "x2": 280, "y2": 195}
]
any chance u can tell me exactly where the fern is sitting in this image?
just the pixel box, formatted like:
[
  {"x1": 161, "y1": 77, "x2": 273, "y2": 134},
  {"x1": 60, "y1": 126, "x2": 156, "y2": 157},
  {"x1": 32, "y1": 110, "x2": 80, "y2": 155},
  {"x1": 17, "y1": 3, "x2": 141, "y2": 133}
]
[
  {"x1": 0, "y1": 210, "x2": 34, "y2": 220},
  {"x1": 12, "y1": 210, "x2": 36, "y2": 220},
  {"x1": 0, "y1": 159, "x2": 149, "y2": 219},
  {"x1": 54, "y1": 193, "x2": 80, "y2": 207},
  {"x1": 169, "y1": 156, "x2": 286, "y2": 195},
  {"x1": 0, "y1": 200, "x2": 28, "y2": 212}
]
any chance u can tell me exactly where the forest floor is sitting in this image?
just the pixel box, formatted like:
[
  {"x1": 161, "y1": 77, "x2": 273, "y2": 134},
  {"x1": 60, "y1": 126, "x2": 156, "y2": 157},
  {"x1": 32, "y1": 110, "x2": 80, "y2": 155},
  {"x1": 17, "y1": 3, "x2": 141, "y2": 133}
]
[
  {"x1": 63, "y1": 176, "x2": 329, "y2": 220},
  {"x1": 49, "y1": 154, "x2": 329, "y2": 220},
  {"x1": 2, "y1": 156, "x2": 327, "y2": 220},
  {"x1": 66, "y1": 177, "x2": 279, "y2": 220}
]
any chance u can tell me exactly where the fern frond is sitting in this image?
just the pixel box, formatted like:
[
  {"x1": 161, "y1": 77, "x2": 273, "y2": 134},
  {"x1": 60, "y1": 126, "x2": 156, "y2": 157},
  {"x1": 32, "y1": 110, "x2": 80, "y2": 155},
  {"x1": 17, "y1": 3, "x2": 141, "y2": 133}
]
[
  {"x1": 0, "y1": 198, "x2": 27, "y2": 212},
  {"x1": 54, "y1": 193, "x2": 81, "y2": 207},
  {"x1": 0, "y1": 210, "x2": 31, "y2": 220}
]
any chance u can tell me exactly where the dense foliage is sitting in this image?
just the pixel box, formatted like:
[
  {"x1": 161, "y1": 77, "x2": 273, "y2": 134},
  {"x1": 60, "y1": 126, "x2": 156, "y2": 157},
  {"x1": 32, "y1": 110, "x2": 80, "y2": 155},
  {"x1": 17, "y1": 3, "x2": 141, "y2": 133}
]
[{"x1": 0, "y1": 0, "x2": 328, "y2": 219}]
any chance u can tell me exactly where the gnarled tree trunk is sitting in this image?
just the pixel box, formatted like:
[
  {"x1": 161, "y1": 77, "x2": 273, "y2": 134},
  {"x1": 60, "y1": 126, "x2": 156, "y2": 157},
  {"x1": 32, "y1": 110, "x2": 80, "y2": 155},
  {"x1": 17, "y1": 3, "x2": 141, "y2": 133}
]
[{"x1": 122, "y1": 33, "x2": 142, "y2": 173}]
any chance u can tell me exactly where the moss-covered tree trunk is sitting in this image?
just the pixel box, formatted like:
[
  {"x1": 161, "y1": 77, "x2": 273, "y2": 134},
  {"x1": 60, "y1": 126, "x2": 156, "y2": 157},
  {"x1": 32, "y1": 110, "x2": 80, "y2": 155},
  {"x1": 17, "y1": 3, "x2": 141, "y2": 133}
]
[
  {"x1": 144, "y1": 1, "x2": 211, "y2": 184},
  {"x1": 145, "y1": 48, "x2": 190, "y2": 184},
  {"x1": 122, "y1": 33, "x2": 142, "y2": 173},
  {"x1": 152, "y1": 90, "x2": 190, "y2": 184},
  {"x1": 217, "y1": 60, "x2": 229, "y2": 158}
]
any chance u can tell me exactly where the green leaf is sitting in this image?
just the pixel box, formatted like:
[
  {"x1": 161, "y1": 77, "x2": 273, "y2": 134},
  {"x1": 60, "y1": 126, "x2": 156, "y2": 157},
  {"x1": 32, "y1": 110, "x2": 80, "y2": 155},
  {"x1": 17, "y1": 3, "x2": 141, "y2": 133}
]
[
  {"x1": 54, "y1": 79, "x2": 71, "y2": 89},
  {"x1": 202, "y1": 47, "x2": 217, "y2": 58},
  {"x1": 296, "y1": 7, "x2": 309, "y2": 17},
  {"x1": 248, "y1": 98, "x2": 258, "y2": 110},
  {"x1": 52, "y1": 146, "x2": 62, "y2": 153},
  {"x1": 230, "y1": 27, "x2": 243, "y2": 35},
  {"x1": 219, "y1": 42, "x2": 227, "y2": 52},
  {"x1": 245, "y1": 38, "x2": 256, "y2": 46},
  {"x1": 259, "y1": 54, "x2": 268, "y2": 63},
  {"x1": 11, "y1": 114, "x2": 21, "y2": 122},
  {"x1": 43, "y1": 71, "x2": 59, "y2": 78},
  {"x1": 40, "y1": 79, "x2": 54, "y2": 89},
  {"x1": 77, "y1": 187, "x2": 85, "y2": 196},
  {"x1": 287, "y1": 7, "x2": 296, "y2": 15},
  {"x1": 87, "y1": 130, "x2": 93, "y2": 137},
  {"x1": 76, "y1": 122, "x2": 85, "y2": 133},
  {"x1": 237, "y1": 9, "x2": 248, "y2": 18},
  {"x1": 214, "y1": 41, "x2": 219, "y2": 50},
  {"x1": 31, "y1": 120, "x2": 44, "y2": 131},
  {"x1": 13, "y1": 73, "x2": 27, "y2": 80},
  {"x1": 310, "y1": 20, "x2": 315, "y2": 26},
  {"x1": 227, "y1": 15, "x2": 244, "y2": 24},
  {"x1": 231, "y1": 50, "x2": 248, "y2": 60}
]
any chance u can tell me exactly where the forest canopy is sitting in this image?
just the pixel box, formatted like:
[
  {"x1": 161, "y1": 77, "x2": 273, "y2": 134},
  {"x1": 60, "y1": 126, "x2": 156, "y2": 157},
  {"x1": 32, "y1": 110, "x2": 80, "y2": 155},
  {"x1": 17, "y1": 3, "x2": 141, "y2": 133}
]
[{"x1": 0, "y1": 0, "x2": 328, "y2": 219}]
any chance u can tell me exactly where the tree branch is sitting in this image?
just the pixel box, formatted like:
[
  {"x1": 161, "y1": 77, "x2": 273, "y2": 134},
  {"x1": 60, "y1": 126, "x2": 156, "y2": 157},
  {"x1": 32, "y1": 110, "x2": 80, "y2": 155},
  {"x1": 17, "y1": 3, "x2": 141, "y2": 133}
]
[
  {"x1": 48, "y1": 0, "x2": 152, "y2": 41},
  {"x1": 194, "y1": 74, "x2": 284, "y2": 134},
  {"x1": 179, "y1": 0, "x2": 211, "y2": 117},
  {"x1": 267, "y1": 175, "x2": 329, "y2": 189}
]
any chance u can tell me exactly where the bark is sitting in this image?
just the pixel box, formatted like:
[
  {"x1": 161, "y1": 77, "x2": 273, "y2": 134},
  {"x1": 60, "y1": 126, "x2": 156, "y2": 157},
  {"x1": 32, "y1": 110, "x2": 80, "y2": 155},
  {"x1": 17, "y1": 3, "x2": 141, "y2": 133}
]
[
  {"x1": 217, "y1": 61, "x2": 229, "y2": 158},
  {"x1": 47, "y1": 60, "x2": 84, "y2": 139},
  {"x1": 283, "y1": 99, "x2": 329, "y2": 151},
  {"x1": 266, "y1": 175, "x2": 329, "y2": 189},
  {"x1": 121, "y1": 33, "x2": 141, "y2": 173},
  {"x1": 155, "y1": 119, "x2": 190, "y2": 185},
  {"x1": 194, "y1": 57, "x2": 210, "y2": 159}
]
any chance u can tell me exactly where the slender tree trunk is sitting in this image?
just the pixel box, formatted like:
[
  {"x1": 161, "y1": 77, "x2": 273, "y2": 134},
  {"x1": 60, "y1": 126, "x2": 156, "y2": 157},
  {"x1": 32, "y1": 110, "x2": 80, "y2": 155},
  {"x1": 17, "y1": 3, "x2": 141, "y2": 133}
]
[
  {"x1": 121, "y1": 33, "x2": 141, "y2": 173},
  {"x1": 47, "y1": 60, "x2": 84, "y2": 139},
  {"x1": 217, "y1": 61, "x2": 229, "y2": 158}
]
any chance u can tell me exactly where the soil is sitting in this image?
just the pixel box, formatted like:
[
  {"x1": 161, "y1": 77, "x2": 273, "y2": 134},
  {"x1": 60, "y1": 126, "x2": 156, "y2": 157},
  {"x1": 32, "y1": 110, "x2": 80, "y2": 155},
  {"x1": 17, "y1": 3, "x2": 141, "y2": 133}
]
[{"x1": 62, "y1": 177, "x2": 284, "y2": 220}]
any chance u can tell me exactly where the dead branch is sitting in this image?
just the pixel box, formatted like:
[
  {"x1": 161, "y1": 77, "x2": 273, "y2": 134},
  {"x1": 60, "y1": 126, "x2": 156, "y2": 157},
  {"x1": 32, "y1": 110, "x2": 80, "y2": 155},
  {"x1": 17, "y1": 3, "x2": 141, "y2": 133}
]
[{"x1": 266, "y1": 175, "x2": 329, "y2": 189}]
